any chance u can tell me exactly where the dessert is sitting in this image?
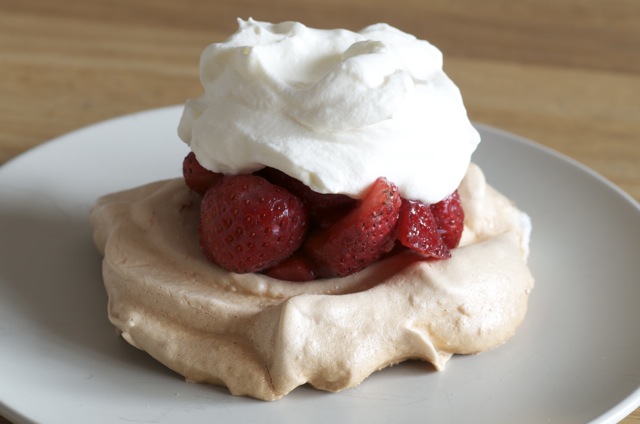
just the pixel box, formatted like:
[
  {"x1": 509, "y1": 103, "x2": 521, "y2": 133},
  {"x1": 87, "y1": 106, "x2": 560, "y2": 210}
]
[{"x1": 91, "y1": 19, "x2": 534, "y2": 401}]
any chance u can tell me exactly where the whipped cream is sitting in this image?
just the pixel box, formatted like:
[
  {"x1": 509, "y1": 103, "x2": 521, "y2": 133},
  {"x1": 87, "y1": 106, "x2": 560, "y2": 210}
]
[{"x1": 178, "y1": 19, "x2": 480, "y2": 204}]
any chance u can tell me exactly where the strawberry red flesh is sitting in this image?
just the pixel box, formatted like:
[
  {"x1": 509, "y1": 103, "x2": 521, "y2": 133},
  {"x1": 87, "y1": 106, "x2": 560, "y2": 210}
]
[
  {"x1": 304, "y1": 177, "x2": 401, "y2": 278},
  {"x1": 262, "y1": 252, "x2": 316, "y2": 282},
  {"x1": 191, "y1": 153, "x2": 465, "y2": 280},
  {"x1": 183, "y1": 152, "x2": 224, "y2": 195},
  {"x1": 256, "y1": 167, "x2": 357, "y2": 229},
  {"x1": 430, "y1": 190, "x2": 464, "y2": 249},
  {"x1": 199, "y1": 174, "x2": 309, "y2": 273},
  {"x1": 396, "y1": 199, "x2": 451, "y2": 259}
]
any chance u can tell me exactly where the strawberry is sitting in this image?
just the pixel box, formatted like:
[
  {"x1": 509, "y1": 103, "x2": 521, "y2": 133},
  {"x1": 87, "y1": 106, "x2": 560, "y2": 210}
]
[
  {"x1": 199, "y1": 174, "x2": 308, "y2": 273},
  {"x1": 430, "y1": 190, "x2": 464, "y2": 249},
  {"x1": 262, "y1": 252, "x2": 316, "y2": 282},
  {"x1": 183, "y1": 152, "x2": 223, "y2": 195},
  {"x1": 396, "y1": 199, "x2": 450, "y2": 259},
  {"x1": 256, "y1": 167, "x2": 357, "y2": 229},
  {"x1": 304, "y1": 177, "x2": 401, "y2": 278}
]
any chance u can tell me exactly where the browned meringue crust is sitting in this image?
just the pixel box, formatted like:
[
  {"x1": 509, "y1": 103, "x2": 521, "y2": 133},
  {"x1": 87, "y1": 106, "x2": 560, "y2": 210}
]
[{"x1": 91, "y1": 163, "x2": 534, "y2": 400}]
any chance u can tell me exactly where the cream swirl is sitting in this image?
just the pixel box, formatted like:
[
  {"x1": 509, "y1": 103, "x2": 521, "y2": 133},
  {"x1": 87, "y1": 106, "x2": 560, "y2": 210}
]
[{"x1": 178, "y1": 19, "x2": 480, "y2": 203}]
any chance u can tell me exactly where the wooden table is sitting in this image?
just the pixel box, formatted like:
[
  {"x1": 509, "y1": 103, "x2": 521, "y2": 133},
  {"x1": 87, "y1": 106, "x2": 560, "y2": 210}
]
[{"x1": 1, "y1": 0, "x2": 638, "y2": 422}]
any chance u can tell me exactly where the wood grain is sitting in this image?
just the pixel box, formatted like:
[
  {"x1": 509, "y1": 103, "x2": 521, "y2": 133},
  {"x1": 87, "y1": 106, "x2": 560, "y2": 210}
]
[{"x1": 0, "y1": 0, "x2": 638, "y2": 422}]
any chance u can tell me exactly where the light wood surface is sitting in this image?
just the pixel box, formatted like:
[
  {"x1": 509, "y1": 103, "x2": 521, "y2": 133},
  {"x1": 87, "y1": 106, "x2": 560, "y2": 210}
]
[{"x1": 1, "y1": 0, "x2": 638, "y2": 422}]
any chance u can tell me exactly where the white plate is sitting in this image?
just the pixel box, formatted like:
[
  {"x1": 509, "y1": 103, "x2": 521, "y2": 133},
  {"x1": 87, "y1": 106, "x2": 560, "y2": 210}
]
[{"x1": 1, "y1": 106, "x2": 639, "y2": 424}]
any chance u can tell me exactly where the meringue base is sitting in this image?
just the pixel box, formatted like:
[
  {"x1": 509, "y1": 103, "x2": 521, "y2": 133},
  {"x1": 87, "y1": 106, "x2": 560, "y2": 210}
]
[{"x1": 90, "y1": 163, "x2": 534, "y2": 400}]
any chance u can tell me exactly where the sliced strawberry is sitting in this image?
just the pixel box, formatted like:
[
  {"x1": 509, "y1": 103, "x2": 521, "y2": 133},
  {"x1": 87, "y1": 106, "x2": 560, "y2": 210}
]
[
  {"x1": 182, "y1": 152, "x2": 223, "y2": 195},
  {"x1": 256, "y1": 167, "x2": 357, "y2": 229},
  {"x1": 430, "y1": 190, "x2": 464, "y2": 249},
  {"x1": 199, "y1": 174, "x2": 308, "y2": 273},
  {"x1": 396, "y1": 199, "x2": 451, "y2": 259},
  {"x1": 262, "y1": 252, "x2": 316, "y2": 282},
  {"x1": 304, "y1": 177, "x2": 401, "y2": 278}
]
